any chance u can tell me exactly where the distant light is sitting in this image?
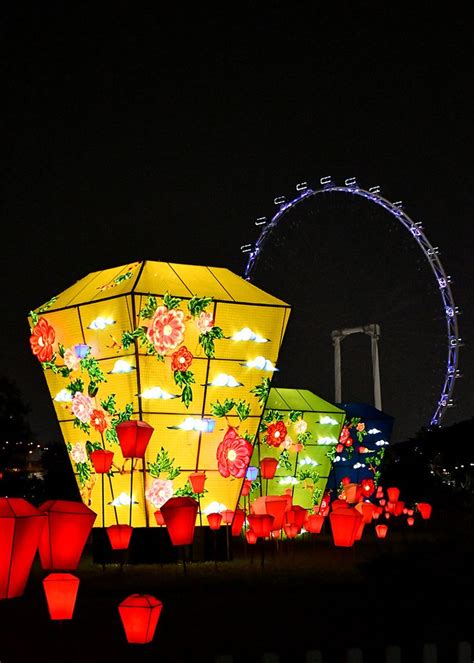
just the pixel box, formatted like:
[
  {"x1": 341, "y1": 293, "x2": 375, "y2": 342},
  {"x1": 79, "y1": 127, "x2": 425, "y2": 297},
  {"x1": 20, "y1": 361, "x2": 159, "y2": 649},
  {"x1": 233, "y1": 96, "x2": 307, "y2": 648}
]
[
  {"x1": 54, "y1": 389, "x2": 73, "y2": 402},
  {"x1": 320, "y1": 416, "x2": 338, "y2": 425},
  {"x1": 231, "y1": 327, "x2": 269, "y2": 343},
  {"x1": 209, "y1": 373, "x2": 242, "y2": 387},
  {"x1": 140, "y1": 387, "x2": 177, "y2": 400},
  {"x1": 244, "y1": 356, "x2": 277, "y2": 371},
  {"x1": 88, "y1": 316, "x2": 116, "y2": 330},
  {"x1": 109, "y1": 360, "x2": 135, "y2": 374}
]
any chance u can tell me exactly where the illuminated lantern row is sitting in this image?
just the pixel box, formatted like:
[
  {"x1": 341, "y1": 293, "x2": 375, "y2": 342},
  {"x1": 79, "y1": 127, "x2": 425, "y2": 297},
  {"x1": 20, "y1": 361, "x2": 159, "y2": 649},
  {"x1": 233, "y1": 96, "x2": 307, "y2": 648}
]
[
  {"x1": 38, "y1": 500, "x2": 96, "y2": 570},
  {"x1": 28, "y1": 260, "x2": 290, "y2": 527},
  {"x1": 0, "y1": 498, "x2": 45, "y2": 600},
  {"x1": 118, "y1": 594, "x2": 163, "y2": 644},
  {"x1": 242, "y1": 388, "x2": 345, "y2": 513},
  {"x1": 326, "y1": 402, "x2": 394, "y2": 497}
]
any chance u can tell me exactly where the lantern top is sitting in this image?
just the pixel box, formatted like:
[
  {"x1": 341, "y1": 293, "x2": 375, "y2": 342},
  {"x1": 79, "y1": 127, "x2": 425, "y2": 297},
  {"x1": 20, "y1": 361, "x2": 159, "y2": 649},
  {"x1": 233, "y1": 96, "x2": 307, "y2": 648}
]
[
  {"x1": 0, "y1": 497, "x2": 42, "y2": 518},
  {"x1": 31, "y1": 260, "x2": 290, "y2": 313},
  {"x1": 39, "y1": 499, "x2": 97, "y2": 517},
  {"x1": 43, "y1": 572, "x2": 79, "y2": 583},
  {"x1": 119, "y1": 594, "x2": 162, "y2": 609},
  {"x1": 161, "y1": 496, "x2": 199, "y2": 510}
]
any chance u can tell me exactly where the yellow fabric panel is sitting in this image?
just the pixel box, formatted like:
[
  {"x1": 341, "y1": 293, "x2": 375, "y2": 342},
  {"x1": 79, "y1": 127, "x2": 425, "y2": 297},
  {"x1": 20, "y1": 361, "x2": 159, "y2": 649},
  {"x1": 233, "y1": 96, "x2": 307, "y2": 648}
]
[
  {"x1": 88, "y1": 469, "x2": 148, "y2": 527},
  {"x1": 97, "y1": 357, "x2": 140, "y2": 414},
  {"x1": 203, "y1": 360, "x2": 271, "y2": 417},
  {"x1": 199, "y1": 471, "x2": 244, "y2": 513},
  {"x1": 135, "y1": 262, "x2": 194, "y2": 298},
  {"x1": 169, "y1": 264, "x2": 233, "y2": 300},
  {"x1": 35, "y1": 271, "x2": 101, "y2": 312},
  {"x1": 80, "y1": 297, "x2": 135, "y2": 360},
  {"x1": 208, "y1": 267, "x2": 290, "y2": 306},
  {"x1": 32, "y1": 308, "x2": 84, "y2": 352},
  {"x1": 197, "y1": 415, "x2": 260, "y2": 471},
  {"x1": 142, "y1": 413, "x2": 200, "y2": 470}
]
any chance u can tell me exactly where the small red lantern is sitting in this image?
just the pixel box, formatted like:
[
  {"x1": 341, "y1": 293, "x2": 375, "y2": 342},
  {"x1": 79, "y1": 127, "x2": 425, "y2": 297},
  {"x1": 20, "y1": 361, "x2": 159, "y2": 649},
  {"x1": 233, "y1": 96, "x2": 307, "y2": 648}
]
[
  {"x1": 283, "y1": 523, "x2": 299, "y2": 539},
  {"x1": 355, "y1": 501, "x2": 375, "y2": 524},
  {"x1": 376, "y1": 485, "x2": 384, "y2": 499},
  {"x1": 188, "y1": 471, "x2": 206, "y2": 494},
  {"x1": 407, "y1": 517, "x2": 415, "y2": 526},
  {"x1": 231, "y1": 508, "x2": 245, "y2": 536},
  {"x1": 245, "y1": 529, "x2": 257, "y2": 545},
  {"x1": 241, "y1": 480, "x2": 252, "y2": 496},
  {"x1": 160, "y1": 497, "x2": 199, "y2": 546},
  {"x1": 154, "y1": 509, "x2": 165, "y2": 526},
  {"x1": 385, "y1": 512, "x2": 391, "y2": 519},
  {"x1": 417, "y1": 502, "x2": 432, "y2": 519},
  {"x1": 43, "y1": 573, "x2": 79, "y2": 620},
  {"x1": 106, "y1": 525, "x2": 133, "y2": 550},
  {"x1": 264, "y1": 496, "x2": 289, "y2": 531},
  {"x1": 38, "y1": 500, "x2": 96, "y2": 570},
  {"x1": 387, "y1": 487, "x2": 400, "y2": 503},
  {"x1": 329, "y1": 510, "x2": 363, "y2": 547},
  {"x1": 305, "y1": 513, "x2": 325, "y2": 534},
  {"x1": 260, "y1": 457, "x2": 278, "y2": 480},
  {"x1": 379, "y1": 499, "x2": 386, "y2": 506},
  {"x1": 207, "y1": 512, "x2": 222, "y2": 530},
  {"x1": 221, "y1": 509, "x2": 234, "y2": 526},
  {"x1": 393, "y1": 501, "x2": 405, "y2": 516},
  {"x1": 116, "y1": 420, "x2": 154, "y2": 458},
  {"x1": 0, "y1": 498, "x2": 45, "y2": 599},
  {"x1": 118, "y1": 594, "x2": 163, "y2": 644},
  {"x1": 407, "y1": 508, "x2": 414, "y2": 516},
  {"x1": 90, "y1": 449, "x2": 114, "y2": 474},
  {"x1": 373, "y1": 510, "x2": 380, "y2": 520},
  {"x1": 343, "y1": 483, "x2": 362, "y2": 504},
  {"x1": 287, "y1": 505, "x2": 306, "y2": 530},
  {"x1": 375, "y1": 524, "x2": 388, "y2": 539},
  {"x1": 247, "y1": 514, "x2": 274, "y2": 538}
]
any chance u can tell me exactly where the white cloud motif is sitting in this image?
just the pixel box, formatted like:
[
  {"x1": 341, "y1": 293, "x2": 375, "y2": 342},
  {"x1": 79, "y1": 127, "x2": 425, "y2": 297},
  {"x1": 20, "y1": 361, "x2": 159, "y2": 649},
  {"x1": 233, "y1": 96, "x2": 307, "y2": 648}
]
[
  {"x1": 209, "y1": 373, "x2": 242, "y2": 387},
  {"x1": 170, "y1": 417, "x2": 215, "y2": 432},
  {"x1": 109, "y1": 360, "x2": 135, "y2": 374},
  {"x1": 278, "y1": 477, "x2": 299, "y2": 485},
  {"x1": 368, "y1": 428, "x2": 381, "y2": 435},
  {"x1": 88, "y1": 316, "x2": 116, "y2": 330},
  {"x1": 140, "y1": 387, "x2": 177, "y2": 400},
  {"x1": 231, "y1": 327, "x2": 269, "y2": 343},
  {"x1": 244, "y1": 356, "x2": 278, "y2": 371},
  {"x1": 54, "y1": 389, "x2": 73, "y2": 402},
  {"x1": 203, "y1": 501, "x2": 228, "y2": 515},
  {"x1": 319, "y1": 416, "x2": 338, "y2": 425},
  {"x1": 317, "y1": 436, "x2": 338, "y2": 445},
  {"x1": 298, "y1": 456, "x2": 319, "y2": 467},
  {"x1": 109, "y1": 492, "x2": 138, "y2": 506}
]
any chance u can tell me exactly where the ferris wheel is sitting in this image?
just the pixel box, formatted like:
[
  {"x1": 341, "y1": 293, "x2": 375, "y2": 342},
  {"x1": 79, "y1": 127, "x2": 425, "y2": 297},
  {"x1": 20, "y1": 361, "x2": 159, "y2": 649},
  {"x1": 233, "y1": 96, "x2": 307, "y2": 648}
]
[{"x1": 241, "y1": 176, "x2": 462, "y2": 429}]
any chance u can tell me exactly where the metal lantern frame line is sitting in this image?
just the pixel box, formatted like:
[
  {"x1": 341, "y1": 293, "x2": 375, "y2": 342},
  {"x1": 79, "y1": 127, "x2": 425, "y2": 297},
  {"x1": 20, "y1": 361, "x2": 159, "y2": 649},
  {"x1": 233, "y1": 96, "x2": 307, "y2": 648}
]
[{"x1": 242, "y1": 179, "x2": 461, "y2": 427}]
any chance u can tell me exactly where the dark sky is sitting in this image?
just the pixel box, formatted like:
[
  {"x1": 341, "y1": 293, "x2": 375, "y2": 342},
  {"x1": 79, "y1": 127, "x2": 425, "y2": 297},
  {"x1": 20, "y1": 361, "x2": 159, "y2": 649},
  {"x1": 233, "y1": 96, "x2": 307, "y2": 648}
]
[{"x1": 2, "y1": 4, "x2": 473, "y2": 443}]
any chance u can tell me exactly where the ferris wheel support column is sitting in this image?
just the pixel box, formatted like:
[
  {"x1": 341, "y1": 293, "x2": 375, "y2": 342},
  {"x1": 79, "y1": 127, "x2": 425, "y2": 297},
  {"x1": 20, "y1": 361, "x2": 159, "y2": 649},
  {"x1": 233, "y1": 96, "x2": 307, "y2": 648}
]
[
  {"x1": 369, "y1": 324, "x2": 382, "y2": 411},
  {"x1": 333, "y1": 335, "x2": 342, "y2": 403}
]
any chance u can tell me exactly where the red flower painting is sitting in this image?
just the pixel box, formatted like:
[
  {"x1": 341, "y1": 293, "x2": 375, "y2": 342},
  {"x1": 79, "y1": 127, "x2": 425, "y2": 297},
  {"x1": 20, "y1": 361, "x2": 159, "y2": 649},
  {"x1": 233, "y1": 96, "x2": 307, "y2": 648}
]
[
  {"x1": 265, "y1": 420, "x2": 288, "y2": 447},
  {"x1": 30, "y1": 317, "x2": 55, "y2": 362},
  {"x1": 171, "y1": 346, "x2": 193, "y2": 372},
  {"x1": 216, "y1": 427, "x2": 253, "y2": 479}
]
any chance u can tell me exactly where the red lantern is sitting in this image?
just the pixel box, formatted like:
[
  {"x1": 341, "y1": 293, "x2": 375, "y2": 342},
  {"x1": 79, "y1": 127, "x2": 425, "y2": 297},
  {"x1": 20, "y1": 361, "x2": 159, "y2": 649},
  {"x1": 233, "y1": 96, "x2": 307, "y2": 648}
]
[
  {"x1": 106, "y1": 525, "x2": 133, "y2": 550},
  {"x1": 379, "y1": 499, "x2": 386, "y2": 506},
  {"x1": 283, "y1": 523, "x2": 299, "y2": 539},
  {"x1": 207, "y1": 513, "x2": 222, "y2": 530},
  {"x1": 375, "y1": 524, "x2": 388, "y2": 539},
  {"x1": 0, "y1": 498, "x2": 45, "y2": 599},
  {"x1": 154, "y1": 509, "x2": 165, "y2": 526},
  {"x1": 355, "y1": 501, "x2": 375, "y2": 524},
  {"x1": 407, "y1": 517, "x2": 415, "y2": 526},
  {"x1": 221, "y1": 509, "x2": 234, "y2": 526},
  {"x1": 241, "y1": 480, "x2": 252, "y2": 496},
  {"x1": 118, "y1": 594, "x2": 163, "y2": 644},
  {"x1": 90, "y1": 449, "x2": 114, "y2": 474},
  {"x1": 116, "y1": 420, "x2": 154, "y2": 458},
  {"x1": 417, "y1": 502, "x2": 432, "y2": 519},
  {"x1": 286, "y1": 505, "x2": 307, "y2": 530},
  {"x1": 407, "y1": 508, "x2": 414, "y2": 516},
  {"x1": 260, "y1": 457, "x2": 278, "y2": 479},
  {"x1": 38, "y1": 500, "x2": 96, "y2": 570},
  {"x1": 245, "y1": 529, "x2": 257, "y2": 545},
  {"x1": 385, "y1": 512, "x2": 391, "y2": 519},
  {"x1": 160, "y1": 497, "x2": 199, "y2": 546},
  {"x1": 43, "y1": 573, "x2": 79, "y2": 620},
  {"x1": 387, "y1": 487, "x2": 400, "y2": 503},
  {"x1": 188, "y1": 471, "x2": 206, "y2": 494},
  {"x1": 393, "y1": 501, "x2": 405, "y2": 517},
  {"x1": 376, "y1": 485, "x2": 384, "y2": 499},
  {"x1": 247, "y1": 514, "x2": 274, "y2": 538},
  {"x1": 305, "y1": 513, "x2": 325, "y2": 534},
  {"x1": 343, "y1": 483, "x2": 362, "y2": 504},
  {"x1": 354, "y1": 519, "x2": 365, "y2": 541},
  {"x1": 263, "y1": 496, "x2": 288, "y2": 531},
  {"x1": 231, "y1": 508, "x2": 245, "y2": 536},
  {"x1": 372, "y1": 510, "x2": 380, "y2": 520},
  {"x1": 331, "y1": 499, "x2": 349, "y2": 512},
  {"x1": 329, "y1": 510, "x2": 363, "y2": 547}
]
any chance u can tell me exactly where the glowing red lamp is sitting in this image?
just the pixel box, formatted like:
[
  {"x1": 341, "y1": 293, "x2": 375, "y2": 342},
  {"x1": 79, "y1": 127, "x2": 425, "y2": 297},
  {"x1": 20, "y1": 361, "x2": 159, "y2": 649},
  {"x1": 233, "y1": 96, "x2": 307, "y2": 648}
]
[
  {"x1": 0, "y1": 498, "x2": 45, "y2": 599},
  {"x1": 245, "y1": 529, "x2": 257, "y2": 545},
  {"x1": 376, "y1": 485, "x2": 384, "y2": 499},
  {"x1": 90, "y1": 449, "x2": 114, "y2": 474},
  {"x1": 154, "y1": 509, "x2": 165, "y2": 526},
  {"x1": 329, "y1": 510, "x2": 363, "y2": 547},
  {"x1": 260, "y1": 457, "x2": 278, "y2": 480},
  {"x1": 207, "y1": 512, "x2": 222, "y2": 530},
  {"x1": 283, "y1": 523, "x2": 299, "y2": 539},
  {"x1": 417, "y1": 502, "x2": 432, "y2": 519},
  {"x1": 38, "y1": 500, "x2": 96, "y2": 570},
  {"x1": 286, "y1": 505, "x2": 307, "y2": 530},
  {"x1": 118, "y1": 594, "x2": 163, "y2": 644},
  {"x1": 387, "y1": 487, "x2": 400, "y2": 503},
  {"x1": 343, "y1": 483, "x2": 362, "y2": 504},
  {"x1": 247, "y1": 514, "x2": 274, "y2": 538},
  {"x1": 241, "y1": 480, "x2": 252, "y2": 496},
  {"x1": 188, "y1": 471, "x2": 206, "y2": 494},
  {"x1": 407, "y1": 508, "x2": 414, "y2": 516},
  {"x1": 355, "y1": 501, "x2": 375, "y2": 524},
  {"x1": 375, "y1": 524, "x2": 388, "y2": 539},
  {"x1": 305, "y1": 513, "x2": 325, "y2": 534},
  {"x1": 331, "y1": 499, "x2": 349, "y2": 512},
  {"x1": 106, "y1": 525, "x2": 133, "y2": 550},
  {"x1": 116, "y1": 420, "x2": 154, "y2": 458},
  {"x1": 354, "y1": 519, "x2": 365, "y2": 541},
  {"x1": 221, "y1": 509, "x2": 234, "y2": 526},
  {"x1": 231, "y1": 508, "x2": 245, "y2": 536},
  {"x1": 393, "y1": 501, "x2": 405, "y2": 517},
  {"x1": 43, "y1": 573, "x2": 79, "y2": 620},
  {"x1": 160, "y1": 497, "x2": 198, "y2": 546},
  {"x1": 263, "y1": 496, "x2": 288, "y2": 531},
  {"x1": 407, "y1": 517, "x2": 415, "y2": 526}
]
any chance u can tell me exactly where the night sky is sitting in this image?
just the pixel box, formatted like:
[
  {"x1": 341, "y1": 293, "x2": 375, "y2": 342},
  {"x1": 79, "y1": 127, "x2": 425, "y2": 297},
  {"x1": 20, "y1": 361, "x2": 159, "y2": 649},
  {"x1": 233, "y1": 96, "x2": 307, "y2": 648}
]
[{"x1": 2, "y1": 4, "x2": 473, "y2": 443}]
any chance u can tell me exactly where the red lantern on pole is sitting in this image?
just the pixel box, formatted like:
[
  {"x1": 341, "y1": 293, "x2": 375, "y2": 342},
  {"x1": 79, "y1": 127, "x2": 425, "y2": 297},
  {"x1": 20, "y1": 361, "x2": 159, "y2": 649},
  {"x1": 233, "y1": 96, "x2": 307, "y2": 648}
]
[
  {"x1": 354, "y1": 519, "x2": 365, "y2": 541},
  {"x1": 43, "y1": 573, "x2": 79, "y2": 620},
  {"x1": 160, "y1": 497, "x2": 199, "y2": 546},
  {"x1": 188, "y1": 471, "x2": 206, "y2": 494},
  {"x1": 154, "y1": 509, "x2": 165, "y2": 526},
  {"x1": 343, "y1": 483, "x2": 362, "y2": 504},
  {"x1": 331, "y1": 499, "x2": 349, "y2": 512},
  {"x1": 263, "y1": 496, "x2": 287, "y2": 531},
  {"x1": 245, "y1": 529, "x2": 257, "y2": 545},
  {"x1": 287, "y1": 505, "x2": 307, "y2": 530},
  {"x1": 116, "y1": 420, "x2": 154, "y2": 458},
  {"x1": 0, "y1": 498, "x2": 45, "y2": 599},
  {"x1": 375, "y1": 524, "x2": 388, "y2": 539},
  {"x1": 206, "y1": 513, "x2": 222, "y2": 530},
  {"x1": 417, "y1": 502, "x2": 432, "y2": 519},
  {"x1": 283, "y1": 523, "x2": 299, "y2": 539},
  {"x1": 376, "y1": 485, "x2": 384, "y2": 499},
  {"x1": 305, "y1": 513, "x2": 325, "y2": 534},
  {"x1": 247, "y1": 514, "x2": 274, "y2": 538},
  {"x1": 407, "y1": 508, "x2": 414, "y2": 516},
  {"x1": 221, "y1": 509, "x2": 234, "y2": 526},
  {"x1": 393, "y1": 501, "x2": 405, "y2": 517},
  {"x1": 106, "y1": 525, "x2": 133, "y2": 550},
  {"x1": 118, "y1": 594, "x2": 163, "y2": 644},
  {"x1": 329, "y1": 510, "x2": 363, "y2": 547},
  {"x1": 355, "y1": 501, "x2": 375, "y2": 524},
  {"x1": 231, "y1": 508, "x2": 245, "y2": 536},
  {"x1": 387, "y1": 487, "x2": 400, "y2": 503},
  {"x1": 260, "y1": 457, "x2": 278, "y2": 480},
  {"x1": 38, "y1": 500, "x2": 96, "y2": 570},
  {"x1": 90, "y1": 449, "x2": 114, "y2": 473},
  {"x1": 407, "y1": 517, "x2": 415, "y2": 526}
]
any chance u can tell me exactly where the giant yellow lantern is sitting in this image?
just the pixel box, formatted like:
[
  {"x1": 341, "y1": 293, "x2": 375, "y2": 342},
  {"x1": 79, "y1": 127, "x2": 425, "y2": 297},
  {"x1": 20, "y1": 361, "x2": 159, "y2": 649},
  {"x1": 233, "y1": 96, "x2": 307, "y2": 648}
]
[{"x1": 28, "y1": 261, "x2": 290, "y2": 527}]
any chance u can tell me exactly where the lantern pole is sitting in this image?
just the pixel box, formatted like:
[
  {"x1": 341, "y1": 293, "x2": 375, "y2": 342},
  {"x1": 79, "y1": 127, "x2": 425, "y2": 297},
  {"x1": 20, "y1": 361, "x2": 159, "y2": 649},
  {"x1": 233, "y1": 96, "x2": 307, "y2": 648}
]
[
  {"x1": 198, "y1": 494, "x2": 202, "y2": 527},
  {"x1": 129, "y1": 459, "x2": 134, "y2": 527},
  {"x1": 101, "y1": 473, "x2": 106, "y2": 572}
]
